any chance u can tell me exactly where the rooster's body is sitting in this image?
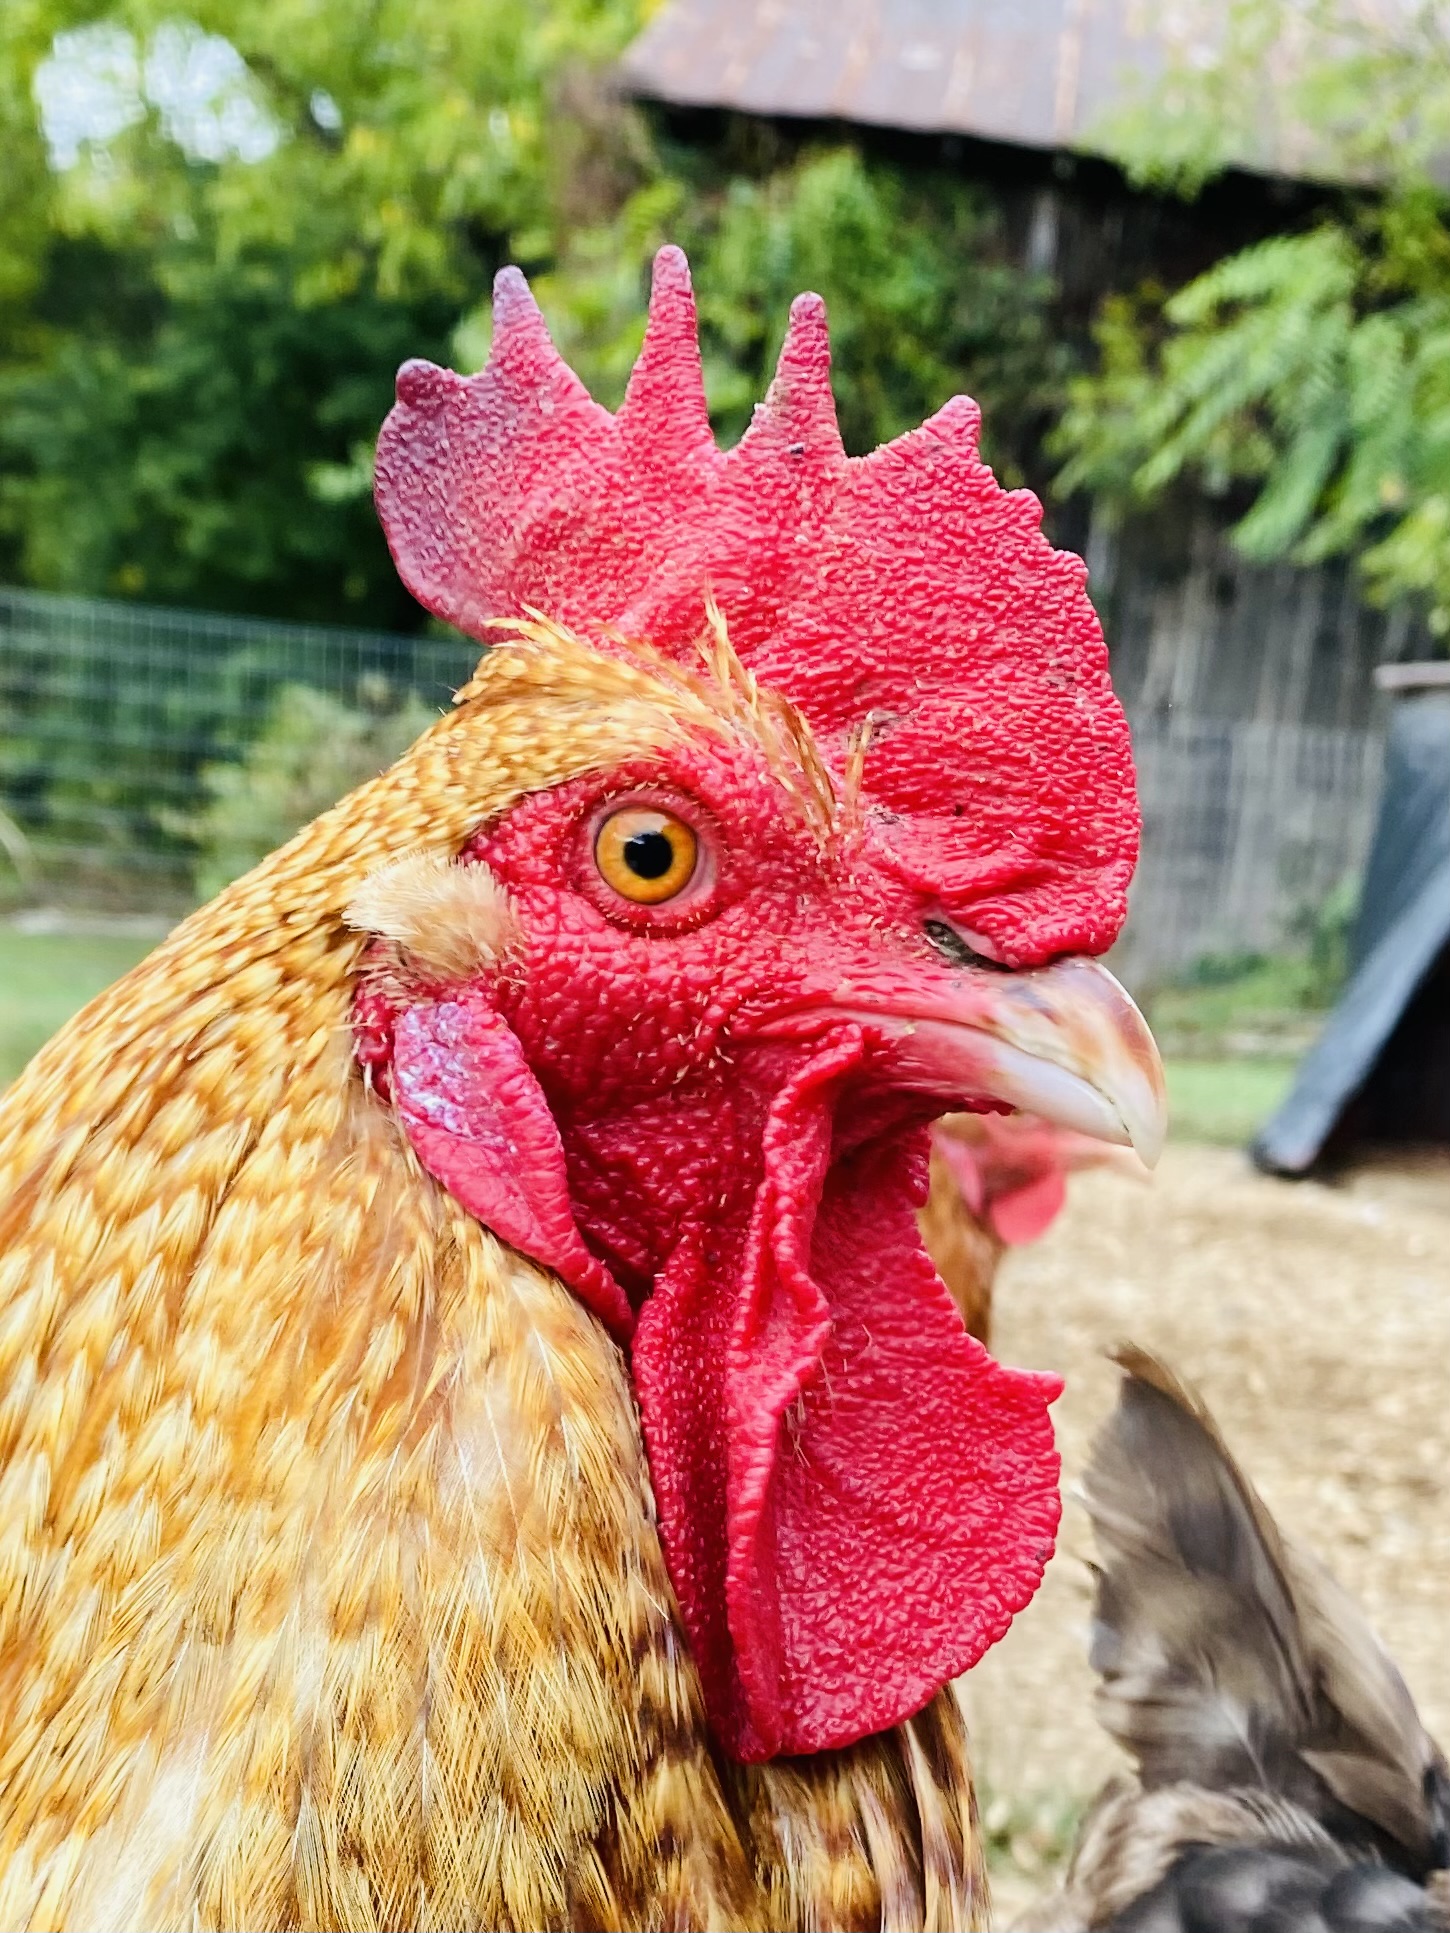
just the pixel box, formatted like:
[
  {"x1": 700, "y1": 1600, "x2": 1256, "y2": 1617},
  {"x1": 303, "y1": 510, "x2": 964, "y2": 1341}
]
[{"x1": 0, "y1": 250, "x2": 1164, "y2": 1930}]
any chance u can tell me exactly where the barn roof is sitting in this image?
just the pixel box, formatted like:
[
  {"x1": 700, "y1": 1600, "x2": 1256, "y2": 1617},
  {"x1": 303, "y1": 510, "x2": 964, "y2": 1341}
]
[
  {"x1": 620, "y1": 0, "x2": 1166, "y2": 154},
  {"x1": 618, "y1": 0, "x2": 1391, "y2": 179}
]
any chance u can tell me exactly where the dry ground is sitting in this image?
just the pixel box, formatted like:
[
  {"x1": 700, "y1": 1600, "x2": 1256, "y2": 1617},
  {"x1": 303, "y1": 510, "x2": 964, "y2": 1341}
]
[{"x1": 967, "y1": 1142, "x2": 1450, "y2": 1921}]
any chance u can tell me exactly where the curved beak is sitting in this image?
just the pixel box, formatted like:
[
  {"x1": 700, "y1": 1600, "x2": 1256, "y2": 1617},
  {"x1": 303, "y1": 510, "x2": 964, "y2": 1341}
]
[{"x1": 817, "y1": 955, "x2": 1168, "y2": 1167}]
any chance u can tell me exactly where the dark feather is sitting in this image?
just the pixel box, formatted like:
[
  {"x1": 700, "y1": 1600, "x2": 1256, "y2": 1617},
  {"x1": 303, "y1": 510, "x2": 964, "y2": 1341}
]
[
  {"x1": 1018, "y1": 1349, "x2": 1450, "y2": 1932},
  {"x1": 1115, "y1": 1843, "x2": 1447, "y2": 1933},
  {"x1": 1083, "y1": 1346, "x2": 1450, "y2": 1878}
]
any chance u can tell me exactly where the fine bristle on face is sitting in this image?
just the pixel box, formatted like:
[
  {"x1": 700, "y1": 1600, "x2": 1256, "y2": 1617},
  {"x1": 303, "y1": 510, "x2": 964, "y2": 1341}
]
[{"x1": 374, "y1": 247, "x2": 1140, "y2": 967}]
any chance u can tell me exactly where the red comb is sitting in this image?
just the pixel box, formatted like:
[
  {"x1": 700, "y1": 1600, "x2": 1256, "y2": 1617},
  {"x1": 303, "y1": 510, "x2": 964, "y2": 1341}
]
[{"x1": 375, "y1": 247, "x2": 1139, "y2": 964}]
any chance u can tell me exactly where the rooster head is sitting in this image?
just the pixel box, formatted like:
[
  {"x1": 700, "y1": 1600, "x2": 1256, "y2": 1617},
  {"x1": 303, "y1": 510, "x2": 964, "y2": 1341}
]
[{"x1": 355, "y1": 247, "x2": 1166, "y2": 1763}]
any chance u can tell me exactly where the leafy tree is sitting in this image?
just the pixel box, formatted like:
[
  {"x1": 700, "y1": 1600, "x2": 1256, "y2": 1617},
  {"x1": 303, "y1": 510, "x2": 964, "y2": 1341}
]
[
  {"x1": 1056, "y1": 0, "x2": 1450, "y2": 635},
  {"x1": 0, "y1": 0, "x2": 649, "y2": 622},
  {"x1": 0, "y1": 2, "x2": 1078, "y2": 631}
]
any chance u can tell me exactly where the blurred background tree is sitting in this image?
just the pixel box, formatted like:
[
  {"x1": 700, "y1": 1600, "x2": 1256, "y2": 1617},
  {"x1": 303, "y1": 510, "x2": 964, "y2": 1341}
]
[
  {"x1": 0, "y1": 0, "x2": 644, "y2": 624},
  {"x1": 1055, "y1": 0, "x2": 1450, "y2": 637},
  {"x1": 0, "y1": 0, "x2": 1071, "y2": 629}
]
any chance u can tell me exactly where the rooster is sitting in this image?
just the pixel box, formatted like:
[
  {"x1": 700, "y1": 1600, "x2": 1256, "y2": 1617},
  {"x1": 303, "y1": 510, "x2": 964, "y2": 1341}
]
[
  {"x1": 1023, "y1": 1350, "x2": 1450, "y2": 1932},
  {"x1": 0, "y1": 247, "x2": 1165, "y2": 1931}
]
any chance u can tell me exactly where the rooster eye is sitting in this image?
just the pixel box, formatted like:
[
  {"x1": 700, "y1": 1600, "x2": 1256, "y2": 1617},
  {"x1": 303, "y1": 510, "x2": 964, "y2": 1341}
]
[{"x1": 594, "y1": 806, "x2": 700, "y2": 904}]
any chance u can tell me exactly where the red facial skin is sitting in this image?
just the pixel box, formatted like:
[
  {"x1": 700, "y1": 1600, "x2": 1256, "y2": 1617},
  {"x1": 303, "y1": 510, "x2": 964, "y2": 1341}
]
[
  {"x1": 479, "y1": 749, "x2": 938, "y2": 1282},
  {"x1": 357, "y1": 729, "x2": 1063, "y2": 1763}
]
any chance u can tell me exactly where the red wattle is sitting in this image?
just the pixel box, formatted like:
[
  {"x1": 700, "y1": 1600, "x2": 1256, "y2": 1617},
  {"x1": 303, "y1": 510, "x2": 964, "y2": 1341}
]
[
  {"x1": 989, "y1": 1169, "x2": 1070, "y2": 1246},
  {"x1": 376, "y1": 993, "x2": 1063, "y2": 1761},
  {"x1": 390, "y1": 996, "x2": 634, "y2": 1338},
  {"x1": 633, "y1": 1036, "x2": 1063, "y2": 1761}
]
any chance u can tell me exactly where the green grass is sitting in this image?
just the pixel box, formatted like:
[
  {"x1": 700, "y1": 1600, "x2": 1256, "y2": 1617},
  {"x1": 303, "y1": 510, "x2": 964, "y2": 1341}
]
[
  {"x1": 1145, "y1": 954, "x2": 1328, "y2": 1060},
  {"x1": 1138, "y1": 948, "x2": 1328, "y2": 1144},
  {"x1": 1164, "y1": 1056, "x2": 1298, "y2": 1146},
  {"x1": 0, "y1": 925, "x2": 158, "y2": 1085}
]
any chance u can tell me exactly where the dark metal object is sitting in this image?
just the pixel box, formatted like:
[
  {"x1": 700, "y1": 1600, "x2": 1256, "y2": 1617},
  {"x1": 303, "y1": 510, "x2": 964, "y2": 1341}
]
[{"x1": 1254, "y1": 692, "x2": 1450, "y2": 1173}]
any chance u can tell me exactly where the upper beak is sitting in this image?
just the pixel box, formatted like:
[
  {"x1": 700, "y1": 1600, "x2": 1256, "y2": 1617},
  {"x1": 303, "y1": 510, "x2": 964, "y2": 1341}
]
[{"x1": 801, "y1": 955, "x2": 1168, "y2": 1167}]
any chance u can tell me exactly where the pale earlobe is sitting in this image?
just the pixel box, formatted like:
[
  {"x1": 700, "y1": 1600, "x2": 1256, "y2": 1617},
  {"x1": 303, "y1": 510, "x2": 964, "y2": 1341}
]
[{"x1": 345, "y1": 852, "x2": 521, "y2": 980}]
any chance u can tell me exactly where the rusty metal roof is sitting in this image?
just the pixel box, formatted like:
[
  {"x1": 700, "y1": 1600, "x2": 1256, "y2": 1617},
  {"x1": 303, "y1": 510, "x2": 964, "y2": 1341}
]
[
  {"x1": 619, "y1": 0, "x2": 1200, "y2": 155},
  {"x1": 618, "y1": 0, "x2": 1412, "y2": 175}
]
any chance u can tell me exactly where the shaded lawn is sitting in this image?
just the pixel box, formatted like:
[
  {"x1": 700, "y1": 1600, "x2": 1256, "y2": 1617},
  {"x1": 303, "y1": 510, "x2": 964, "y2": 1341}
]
[
  {"x1": 0, "y1": 926, "x2": 158, "y2": 1086},
  {"x1": 1164, "y1": 1056, "x2": 1297, "y2": 1145}
]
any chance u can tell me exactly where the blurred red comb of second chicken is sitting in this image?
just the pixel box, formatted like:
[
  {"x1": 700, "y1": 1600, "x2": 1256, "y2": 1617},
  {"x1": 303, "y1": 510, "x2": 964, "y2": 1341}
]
[{"x1": 922, "y1": 1112, "x2": 1148, "y2": 1344}]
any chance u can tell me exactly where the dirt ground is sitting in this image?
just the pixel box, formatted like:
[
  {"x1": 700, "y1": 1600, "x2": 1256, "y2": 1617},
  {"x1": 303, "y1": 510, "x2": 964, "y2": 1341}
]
[{"x1": 966, "y1": 1141, "x2": 1450, "y2": 1922}]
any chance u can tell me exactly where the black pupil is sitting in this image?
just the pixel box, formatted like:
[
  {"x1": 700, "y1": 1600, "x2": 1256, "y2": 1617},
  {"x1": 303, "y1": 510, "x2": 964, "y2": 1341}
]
[{"x1": 623, "y1": 828, "x2": 676, "y2": 879}]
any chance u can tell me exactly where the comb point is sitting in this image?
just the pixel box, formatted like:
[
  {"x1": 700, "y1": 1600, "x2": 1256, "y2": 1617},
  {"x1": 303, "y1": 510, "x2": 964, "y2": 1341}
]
[
  {"x1": 651, "y1": 243, "x2": 692, "y2": 298},
  {"x1": 746, "y1": 289, "x2": 842, "y2": 456},
  {"x1": 789, "y1": 289, "x2": 828, "y2": 328},
  {"x1": 493, "y1": 263, "x2": 536, "y2": 316},
  {"x1": 394, "y1": 358, "x2": 456, "y2": 410},
  {"x1": 778, "y1": 293, "x2": 831, "y2": 380},
  {"x1": 933, "y1": 392, "x2": 983, "y2": 455},
  {"x1": 490, "y1": 265, "x2": 555, "y2": 363},
  {"x1": 619, "y1": 243, "x2": 712, "y2": 447}
]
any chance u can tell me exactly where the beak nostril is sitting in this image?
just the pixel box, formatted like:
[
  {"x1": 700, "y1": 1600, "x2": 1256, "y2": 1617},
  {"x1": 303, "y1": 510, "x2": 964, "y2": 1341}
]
[{"x1": 924, "y1": 918, "x2": 1008, "y2": 973}]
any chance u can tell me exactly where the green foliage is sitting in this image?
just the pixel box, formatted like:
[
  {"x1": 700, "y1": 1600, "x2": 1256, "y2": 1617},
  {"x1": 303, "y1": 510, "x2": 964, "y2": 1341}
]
[
  {"x1": 0, "y1": 0, "x2": 651, "y2": 620},
  {"x1": 0, "y1": 5, "x2": 1076, "y2": 629},
  {"x1": 178, "y1": 677, "x2": 436, "y2": 896},
  {"x1": 1144, "y1": 877, "x2": 1358, "y2": 1064},
  {"x1": 2, "y1": 255, "x2": 461, "y2": 621},
  {"x1": 1061, "y1": 0, "x2": 1450, "y2": 635},
  {"x1": 1056, "y1": 227, "x2": 1369, "y2": 537},
  {"x1": 1287, "y1": 871, "x2": 1359, "y2": 1003}
]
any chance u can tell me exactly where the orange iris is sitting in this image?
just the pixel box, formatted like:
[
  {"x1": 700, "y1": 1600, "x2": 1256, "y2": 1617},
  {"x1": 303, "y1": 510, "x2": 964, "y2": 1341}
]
[{"x1": 594, "y1": 807, "x2": 699, "y2": 904}]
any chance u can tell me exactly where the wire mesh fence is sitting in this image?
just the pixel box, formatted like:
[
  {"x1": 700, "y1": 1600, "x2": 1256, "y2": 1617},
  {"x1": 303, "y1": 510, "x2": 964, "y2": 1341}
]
[
  {"x1": 0, "y1": 584, "x2": 1389, "y2": 985},
  {"x1": 0, "y1": 586, "x2": 473, "y2": 912}
]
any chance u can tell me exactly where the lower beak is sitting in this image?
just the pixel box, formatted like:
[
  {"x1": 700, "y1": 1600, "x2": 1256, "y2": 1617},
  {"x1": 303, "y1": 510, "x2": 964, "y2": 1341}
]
[{"x1": 826, "y1": 956, "x2": 1168, "y2": 1167}]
